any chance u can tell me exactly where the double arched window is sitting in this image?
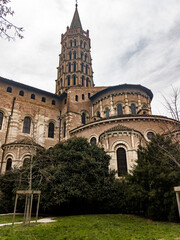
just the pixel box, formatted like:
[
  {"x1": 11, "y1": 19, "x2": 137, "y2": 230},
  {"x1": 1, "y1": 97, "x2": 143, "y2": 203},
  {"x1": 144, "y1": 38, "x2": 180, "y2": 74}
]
[
  {"x1": 117, "y1": 104, "x2": 123, "y2": 116},
  {"x1": 23, "y1": 117, "x2": 31, "y2": 134},
  {"x1": 48, "y1": 122, "x2": 54, "y2": 138},
  {"x1": 0, "y1": 112, "x2": 3, "y2": 130},
  {"x1": 131, "y1": 104, "x2": 136, "y2": 114}
]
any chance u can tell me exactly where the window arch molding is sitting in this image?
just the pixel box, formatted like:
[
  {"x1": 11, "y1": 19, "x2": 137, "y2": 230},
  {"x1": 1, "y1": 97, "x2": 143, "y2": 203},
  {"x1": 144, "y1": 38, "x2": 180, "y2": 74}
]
[
  {"x1": 22, "y1": 115, "x2": 34, "y2": 134},
  {"x1": 144, "y1": 129, "x2": 156, "y2": 141},
  {"x1": 130, "y1": 103, "x2": 137, "y2": 114},
  {"x1": 5, "y1": 153, "x2": 14, "y2": 171},
  {"x1": 89, "y1": 134, "x2": 98, "y2": 145}
]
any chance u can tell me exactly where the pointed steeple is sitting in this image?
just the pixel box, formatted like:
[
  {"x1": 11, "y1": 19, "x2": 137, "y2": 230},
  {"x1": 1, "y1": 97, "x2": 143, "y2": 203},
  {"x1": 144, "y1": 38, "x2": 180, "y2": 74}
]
[{"x1": 70, "y1": 4, "x2": 82, "y2": 30}]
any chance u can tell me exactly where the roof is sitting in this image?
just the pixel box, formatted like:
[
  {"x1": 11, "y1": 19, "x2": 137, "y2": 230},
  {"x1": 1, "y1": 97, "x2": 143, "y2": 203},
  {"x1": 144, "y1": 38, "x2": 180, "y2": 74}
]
[
  {"x1": 90, "y1": 84, "x2": 153, "y2": 101},
  {"x1": 70, "y1": 5, "x2": 82, "y2": 30},
  {"x1": 2, "y1": 137, "x2": 43, "y2": 149},
  {"x1": 0, "y1": 76, "x2": 63, "y2": 100}
]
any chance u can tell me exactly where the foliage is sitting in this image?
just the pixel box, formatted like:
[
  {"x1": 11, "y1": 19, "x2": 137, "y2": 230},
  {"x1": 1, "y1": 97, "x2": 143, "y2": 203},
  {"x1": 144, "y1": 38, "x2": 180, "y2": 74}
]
[
  {"x1": 125, "y1": 134, "x2": 180, "y2": 221},
  {"x1": 0, "y1": 214, "x2": 180, "y2": 240},
  {"x1": 0, "y1": 0, "x2": 23, "y2": 40}
]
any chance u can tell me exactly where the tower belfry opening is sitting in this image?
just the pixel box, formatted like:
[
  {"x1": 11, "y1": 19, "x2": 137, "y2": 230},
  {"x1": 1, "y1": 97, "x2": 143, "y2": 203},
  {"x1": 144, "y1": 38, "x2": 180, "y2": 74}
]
[{"x1": 56, "y1": 4, "x2": 94, "y2": 95}]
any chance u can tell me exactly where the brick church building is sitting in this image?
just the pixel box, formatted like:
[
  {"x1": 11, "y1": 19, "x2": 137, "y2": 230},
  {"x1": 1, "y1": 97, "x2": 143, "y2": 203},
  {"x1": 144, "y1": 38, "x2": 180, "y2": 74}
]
[{"x1": 0, "y1": 5, "x2": 179, "y2": 175}]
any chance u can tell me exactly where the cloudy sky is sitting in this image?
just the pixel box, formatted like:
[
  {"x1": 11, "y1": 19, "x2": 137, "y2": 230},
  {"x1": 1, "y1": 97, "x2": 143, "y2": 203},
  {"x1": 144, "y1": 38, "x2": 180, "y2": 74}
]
[{"x1": 1, "y1": 0, "x2": 180, "y2": 116}]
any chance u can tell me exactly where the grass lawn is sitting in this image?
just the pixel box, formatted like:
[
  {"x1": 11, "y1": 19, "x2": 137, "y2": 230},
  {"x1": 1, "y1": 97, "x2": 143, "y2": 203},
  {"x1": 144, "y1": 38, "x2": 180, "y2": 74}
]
[
  {"x1": 0, "y1": 214, "x2": 179, "y2": 240},
  {"x1": 0, "y1": 214, "x2": 41, "y2": 224}
]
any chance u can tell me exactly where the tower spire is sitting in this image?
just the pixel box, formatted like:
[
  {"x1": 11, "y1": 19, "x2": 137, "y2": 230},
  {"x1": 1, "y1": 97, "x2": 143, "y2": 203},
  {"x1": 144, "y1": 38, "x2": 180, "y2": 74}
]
[{"x1": 70, "y1": 1, "x2": 82, "y2": 30}]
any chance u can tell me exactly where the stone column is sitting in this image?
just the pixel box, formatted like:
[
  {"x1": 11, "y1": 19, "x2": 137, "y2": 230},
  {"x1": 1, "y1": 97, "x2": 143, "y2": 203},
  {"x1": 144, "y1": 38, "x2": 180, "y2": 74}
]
[{"x1": 124, "y1": 94, "x2": 130, "y2": 114}]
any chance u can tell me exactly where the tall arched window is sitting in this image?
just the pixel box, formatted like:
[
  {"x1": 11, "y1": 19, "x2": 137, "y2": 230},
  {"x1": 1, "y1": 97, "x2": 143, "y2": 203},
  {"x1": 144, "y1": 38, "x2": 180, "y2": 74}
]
[
  {"x1": 68, "y1": 63, "x2": 71, "y2": 72},
  {"x1": 86, "y1": 78, "x2": 89, "y2": 87},
  {"x1": 131, "y1": 104, "x2": 136, "y2": 114},
  {"x1": 85, "y1": 54, "x2": 87, "y2": 62},
  {"x1": 117, "y1": 147, "x2": 127, "y2": 176},
  {"x1": 90, "y1": 137, "x2": 97, "y2": 145},
  {"x1": 73, "y1": 62, "x2": 76, "y2": 72},
  {"x1": 80, "y1": 40, "x2": 83, "y2": 48},
  {"x1": 23, "y1": 158, "x2": 30, "y2": 167},
  {"x1": 84, "y1": 42, "x2": 86, "y2": 48},
  {"x1": 86, "y1": 65, "x2": 88, "y2": 74},
  {"x1": 67, "y1": 76, "x2": 70, "y2": 86},
  {"x1": 82, "y1": 76, "x2": 85, "y2": 86},
  {"x1": 73, "y1": 51, "x2": 76, "y2": 59},
  {"x1": 73, "y1": 75, "x2": 76, "y2": 85},
  {"x1": 70, "y1": 40, "x2": 72, "y2": 47},
  {"x1": 48, "y1": 122, "x2": 54, "y2": 138},
  {"x1": 0, "y1": 112, "x2": 3, "y2": 130},
  {"x1": 81, "y1": 52, "x2": 83, "y2": 59},
  {"x1": 74, "y1": 39, "x2": 76, "y2": 46},
  {"x1": 105, "y1": 108, "x2": 110, "y2": 118},
  {"x1": 117, "y1": 104, "x2": 123, "y2": 116},
  {"x1": 6, "y1": 158, "x2": 12, "y2": 171},
  {"x1": 81, "y1": 63, "x2": 84, "y2": 72},
  {"x1": 23, "y1": 117, "x2": 31, "y2": 134},
  {"x1": 60, "y1": 78, "x2": 63, "y2": 86},
  {"x1": 63, "y1": 121, "x2": 66, "y2": 138},
  {"x1": 69, "y1": 52, "x2": 72, "y2": 60},
  {"x1": 81, "y1": 112, "x2": 86, "y2": 124}
]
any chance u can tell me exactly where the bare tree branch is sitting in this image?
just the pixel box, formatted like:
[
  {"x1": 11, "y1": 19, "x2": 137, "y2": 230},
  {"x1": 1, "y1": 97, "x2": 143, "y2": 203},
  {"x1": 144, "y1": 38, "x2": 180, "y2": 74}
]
[{"x1": 0, "y1": 0, "x2": 23, "y2": 40}]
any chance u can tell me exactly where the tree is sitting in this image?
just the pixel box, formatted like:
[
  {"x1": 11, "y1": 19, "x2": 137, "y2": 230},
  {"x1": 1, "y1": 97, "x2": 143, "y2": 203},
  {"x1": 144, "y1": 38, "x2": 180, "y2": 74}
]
[
  {"x1": 126, "y1": 134, "x2": 180, "y2": 222},
  {"x1": 0, "y1": 0, "x2": 23, "y2": 40},
  {"x1": 0, "y1": 138, "x2": 120, "y2": 215}
]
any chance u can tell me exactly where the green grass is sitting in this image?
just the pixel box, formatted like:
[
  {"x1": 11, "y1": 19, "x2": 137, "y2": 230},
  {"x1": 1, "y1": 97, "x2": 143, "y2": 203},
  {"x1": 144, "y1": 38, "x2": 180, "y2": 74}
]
[
  {"x1": 0, "y1": 214, "x2": 180, "y2": 240},
  {"x1": 0, "y1": 215, "x2": 40, "y2": 224}
]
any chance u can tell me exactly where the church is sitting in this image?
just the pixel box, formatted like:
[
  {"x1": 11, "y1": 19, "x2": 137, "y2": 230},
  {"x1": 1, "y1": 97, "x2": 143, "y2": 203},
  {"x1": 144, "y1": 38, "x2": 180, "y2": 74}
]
[{"x1": 0, "y1": 5, "x2": 179, "y2": 175}]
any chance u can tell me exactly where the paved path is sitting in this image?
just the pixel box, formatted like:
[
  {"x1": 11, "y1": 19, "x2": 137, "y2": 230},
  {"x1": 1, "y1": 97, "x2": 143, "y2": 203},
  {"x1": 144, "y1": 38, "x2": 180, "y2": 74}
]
[{"x1": 0, "y1": 217, "x2": 56, "y2": 227}]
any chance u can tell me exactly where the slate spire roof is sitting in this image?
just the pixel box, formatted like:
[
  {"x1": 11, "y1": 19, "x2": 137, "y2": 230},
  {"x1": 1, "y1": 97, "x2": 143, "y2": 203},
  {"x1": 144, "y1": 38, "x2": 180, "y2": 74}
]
[{"x1": 70, "y1": 4, "x2": 82, "y2": 30}]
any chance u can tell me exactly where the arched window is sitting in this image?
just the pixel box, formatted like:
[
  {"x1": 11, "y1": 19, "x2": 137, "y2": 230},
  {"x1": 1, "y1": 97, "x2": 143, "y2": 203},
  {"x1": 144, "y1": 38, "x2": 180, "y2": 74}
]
[
  {"x1": 105, "y1": 108, "x2": 110, "y2": 118},
  {"x1": 52, "y1": 100, "x2": 56, "y2": 105},
  {"x1": 73, "y1": 51, "x2": 76, "y2": 59},
  {"x1": 0, "y1": 112, "x2": 3, "y2": 130},
  {"x1": 69, "y1": 52, "x2": 72, "y2": 60},
  {"x1": 42, "y1": 97, "x2": 46, "y2": 102},
  {"x1": 31, "y1": 94, "x2": 35, "y2": 100},
  {"x1": 90, "y1": 137, "x2": 97, "y2": 145},
  {"x1": 73, "y1": 75, "x2": 76, "y2": 85},
  {"x1": 84, "y1": 42, "x2": 86, "y2": 48},
  {"x1": 23, "y1": 158, "x2": 30, "y2": 167},
  {"x1": 81, "y1": 112, "x2": 86, "y2": 124},
  {"x1": 60, "y1": 78, "x2": 63, "y2": 86},
  {"x1": 48, "y1": 122, "x2": 54, "y2": 138},
  {"x1": 117, "y1": 147, "x2": 127, "y2": 176},
  {"x1": 73, "y1": 62, "x2": 76, "y2": 72},
  {"x1": 63, "y1": 121, "x2": 66, "y2": 138},
  {"x1": 82, "y1": 76, "x2": 84, "y2": 86},
  {"x1": 75, "y1": 95, "x2": 78, "y2": 101},
  {"x1": 82, "y1": 94, "x2": 84, "y2": 100},
  {"x1": 6, "y1": 158, "x2": 12, "y2": 171},
  {"x1": 67, "y1": 76, "x2": 70, "y2": 86},
  {"x1": 131, "y1": 104, "x2": 136, "y2": 114},
  {"x1": 86, "y1": 65, "x2": 88, "y2": 74},
  {"x1": 23, "y1": 116, "x2": 31, "y2": 134},
  {"x1": 74, "y1": 39, "x2": 76, "y2": 46},
  {"x1": 81, "y1": 52, "x2": 83, "y2": 59},
  {"x1": 19, "y1": 90, "x2": 24, "y2": 96},
  {"x1": 85, "y1": 54, "x2": 87, "y2": 62},
  {"x1": 80, "y1": 40, "x2": 83, "y2": 48},
  {"x1": 68, "y1": 63, "x2": 71, "y2": 72},
  {"x1": 97, "y1": 111, "x2": 101, "y2": 117},
  {"x1": 70, "y1": 40, "x2": 72, "y2": 47},
  {"x1": 117, "y1": 104, "x2": 123, "y2": 116},
  {"x1": 81, "y1": 63, "x2": 84, "y2": 72},
  {"x1": 86, "y1": 78, "x2": 89, "y2": 87},
  {"x1": 147, "y1": 131, "x2": 155, "y2": 140},
  {"x1": 7, "y1": 87, "x2": 12, "y2": 93}
]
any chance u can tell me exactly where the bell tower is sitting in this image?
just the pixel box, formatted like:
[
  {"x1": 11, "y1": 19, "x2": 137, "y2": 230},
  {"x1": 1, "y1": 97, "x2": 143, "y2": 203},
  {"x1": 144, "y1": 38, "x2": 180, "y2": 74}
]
[{"x1": 56, "y1": 4, "x2": 94, "y2": 94}]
